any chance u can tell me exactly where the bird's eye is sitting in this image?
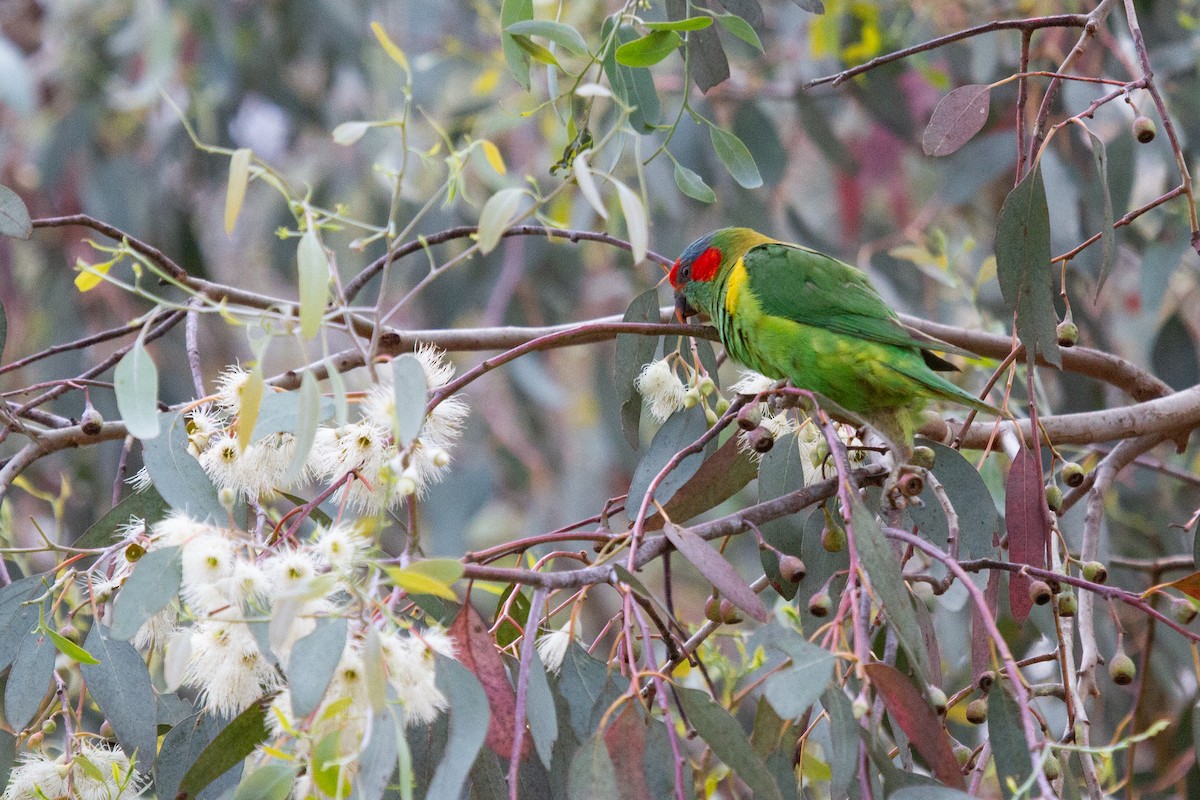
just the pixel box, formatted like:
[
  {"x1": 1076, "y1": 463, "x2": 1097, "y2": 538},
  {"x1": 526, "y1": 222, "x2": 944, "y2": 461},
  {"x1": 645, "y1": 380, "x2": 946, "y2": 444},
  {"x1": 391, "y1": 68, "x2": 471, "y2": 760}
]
[{"x1": 680, "y1": 264, "x2": 691, "y2": 279}]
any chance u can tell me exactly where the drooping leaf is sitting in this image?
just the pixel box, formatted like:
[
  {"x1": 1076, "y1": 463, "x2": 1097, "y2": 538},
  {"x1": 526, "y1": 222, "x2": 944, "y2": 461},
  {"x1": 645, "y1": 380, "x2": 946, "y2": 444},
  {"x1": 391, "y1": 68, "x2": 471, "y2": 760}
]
[
  {"x1": 506, "y1": 20, "x2": 589, "y2": 56},
  {"x1": 714, "y1": 13, "x2": 763, "y2": 51},
  {"x1": 988, "y1": 684, "x2": 1033, "y2": 799},
  {"x1": 527, "y1": 648, "x2": 559, "y2": 769},
  {"x1": 287, "y1": 617, "x2": 348, "y2": 718},
  {"x1": 177, "y1": 695, "x2": 274, "y2": 799},
  {"x1": 757, "y1": 433, "x2": 806, "y2": 600},
  {"x1": 0, "y1": 578, "x2": 43, "y2": 673},
  {"x1": 849, "y1": 495, "x2": 932, "y2": 684},
  {"x1": 114, "y1": 338, "x2": 160, "y2": 440},
  {"x1": 615, "y1": 30, "x2": 683, "y2": 67},
  {"x1": 297, "y1": 228, "x2": 329, "y2": 341},
  {"x1": 627, "y1": 405, "x2": 712, "y2": 512},
  {"x1": 601, "y1": 20, "x2": 660, "y2": 133},
  {"x1": 761, "y1": 626, "x2": 837, "y2": 718},
  {"x1": 1081, "y1": 128, "x2": 1116, "y2": 295},
  {"x1": 709, "y1": 124, "x2": 763, "y2": 189},
  {"x1": 391, "y1": 354, "x2": 428, "y2": 447},
  {"x1": 73, "y1": 485, "x2": 167, "y2": 550},
  {"x1": 4, "y1": 618, "x2": 54, "y2": 730},
  {"x1": 384, "y1": 559, "x2": 464, "y2": 601},
  {"x1": 569, "y1": 731, "x2": 620, "y2": 800},
  {"x1": 602, "y1": 705, "x2": 651, "y2": 800},
  {"x1": 573, "y1": 151, "x2": 608, "y2": 220},
  {"x1": 447, "y1": 603, "x2": 521, "y2": 757},
  {"x1": 44, "y1": 625, "x2": 98, "y2": 664},
  {"x1": 0, "y1": 184, "x2": 32, "y2": 239},
  {"x1": 715, "y1": 0, "x2": 764, "y2": 28},
  {"x1": 672, "y1": 161, "x2": 716, "y2": 203},
  {"x1": 426, "y1": 655, "x2": 490, "y2": 798},
  {"x1": 822, "y1": 687, "x2": 857, "y2": 800},
  {"x1": 0, "y1": 729, "x2": 15, "y2": 797},
  {"x1": 650, "y1": 434, "x2": 758, "y2": 529},
  {"x1": 922, "y1": 85, "x2": 992, "y2": 157},
  {"x1": 790, "y1": 0, "x2": 824, "y2": 12},
  {"x1": 1005, "y1": 445, "x2": 1050, "y2": 625},
  {"x1": 731, "y1": 101, "x2": 786, "y2": 186},
  {"x1": 110, "y1": 546, "x2": 182, "y2": 641},
  {"x1": 863, "y1": 663, "x2": 965, "y2": 789},
  {"x1": 664, "y1": 522, "x2": 769, "y2": 622},
  {"x1": 907, "y1": 439, "x2": 999, "y2": 560},
  {"x1": 614, "y1": 288, "x2": 660, "y2": 449},
  {"x1": 683, "y1": 18, "x2": 730, "y2": 93},
  {"x1": 332, "y1": 121, "x2": 371, "y2": 146},
  {"x1": 370, "y1": 21, "x2": 410, "y2": 72},
  {"x1": 891, "y1": 788, "x2": 976, "y2": 800},
  {"x1": 251, "y1": 386, "x2": 335, "y2": 443},
  {"x1": 1151, "y1": 313, "x2": 1200, "y2": 392},
  {"x1": 500, "y1": 0, "x2": 534, "y2": 88},
  {"x1": 996, "y1": 164, "x2": 1062, "y2": 368},
  {"x1": 80, "y1": 625, "x2": 158, "y2": 771},
  {"x1": 235, "y1": 365, "x2": 265, "y2": 452},
  {"x1": 233, "y1": 763, "x2": 296, "y2": 800},
  {"x1": 224, "y1": 148, "x2": 252, "y2": 235},
  {"x1": 558, "y1": 643, "x2": 611, "y2": 739},
  {"x1": 477, "y1": 187, "x2": 525, "y2": 255},
  {"x1": 157, "y1": 713, "x2": 245, "y2": 800},
  {"x1": 645, "y1": 17, "x2": 714, "y2": 31},
  {"x1": 142, "y1": 410, "x2": 231, "y2": 521},
  {"x1": 353, "y1": 709, "x2": 401, "y2": 800},
  {"x1": 614, "y1": 180, "x2": 648, "y2": 265},
  {"x1": 284, "y1": 371, "x2": 324, "y2": 485},
  {"x1": 511, "y1": 35, "x2": 562, "y2": 67},
  {"x1": 674, "y1": 686, "x2": 783, "y2": 800}
]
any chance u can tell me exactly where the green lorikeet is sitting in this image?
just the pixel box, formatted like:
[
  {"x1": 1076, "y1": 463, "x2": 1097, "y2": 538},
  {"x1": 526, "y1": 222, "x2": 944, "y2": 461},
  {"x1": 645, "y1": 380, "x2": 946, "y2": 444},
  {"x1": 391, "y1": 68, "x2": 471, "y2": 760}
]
[{"x1": 668, "y1": 227, "x2": 999, "y2": 458}]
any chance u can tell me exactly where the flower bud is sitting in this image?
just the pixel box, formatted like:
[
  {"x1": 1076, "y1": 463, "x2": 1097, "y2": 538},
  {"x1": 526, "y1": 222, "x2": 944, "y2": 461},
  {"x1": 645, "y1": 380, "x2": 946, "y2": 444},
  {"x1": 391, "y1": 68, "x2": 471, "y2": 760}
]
[
  {"x1": 821, "y1": 525, "x2": 845, "y2": 553},
  {"x1": 429, "y1": 448, "x2": 451, "y2": 468},
  {"x1": 704, "y1": 406, "x2": 719, "y2": 426},
  {"x1": 1171, "y1": 597, "x2": 1198, "y2": 625},
  {"x1": 80, "y1": 404, "x2": 104, "y2": 436},
  {"x1": 808, "y1": 591, "x2": 833, "y2": 618},
  {"x1": 718, "y1": 598, "x2": 742, "y2": 625},
  {"x1": 682, "y1": 388, "x2": 701, "y2": 409},
  {"x1": 1057, "y1": 591, "x2": 1077, "y2": 617},
  {"x1": 745, "y1": 427, "x2": 775, "y2": 453},
  {"x1": 714, "y1": 397, "x2": 730, "y2": 415},
  {"x1": 1109, "y1": 652, "x2": 1136, "y2": 685},
  {"x1": 40, "y1": 719, "x2": 56, "y2": 734},
  {"x1": 737, "y1": 405, "x2": 762, "y2": 431},
  {"x1": 966, "y1": 698, "x2": 988, "y2": 725},
  {"x1": 1028, "y1": 579, "x2": 1053, "y2": 606},
  {"x1": 910, "y1": 446, "x2": 936, "y2": 469},
  {"x1": 1081, "y1": 560, "x2": 1107, "y2": 584},
  {"x1": 218, "y1": 487, "x2": 238, "y2": 511},
  {"x1": 697, "y1": 377, "x2": 716, "y2": 396},
  {"x1": 778, "y1": 555, "x2": 806, "y2": 583},
  {"x1": 1043, "y1": 753, "x2": 1061, "y2": 781},
  {"x1": 1061, "y1": 461, "x2": 1086, "y2": 488},
  {"x1": 124, "y1": 542, "x2": 145, "y2": 562},
  {"x1": 1045, "y1": 484, "x2": 1064, "y2": 514},
  {"x1": 704, "y1": 595, "x2": 722, "y2": 623},
  {"x1": 1132, "y1": 115, "x2": 1156, "y2": 143},
  {"x1": 1056, "y1": 321, "x2": 1079, "y2": 347},
  {"x1": 926, "y1": 686, "x2": 948, "y2": 716}
]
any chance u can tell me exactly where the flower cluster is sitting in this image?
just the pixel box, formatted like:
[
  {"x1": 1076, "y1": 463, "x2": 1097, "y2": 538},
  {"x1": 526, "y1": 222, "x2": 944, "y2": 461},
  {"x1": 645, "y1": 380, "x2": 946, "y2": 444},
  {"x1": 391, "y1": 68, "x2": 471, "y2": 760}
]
[
  {"x1": 2, "y1": 741, "x2": 145, "y2": 800},
  {"x1": 634, "y1": 357, "x2": 723, "y2": 424}
]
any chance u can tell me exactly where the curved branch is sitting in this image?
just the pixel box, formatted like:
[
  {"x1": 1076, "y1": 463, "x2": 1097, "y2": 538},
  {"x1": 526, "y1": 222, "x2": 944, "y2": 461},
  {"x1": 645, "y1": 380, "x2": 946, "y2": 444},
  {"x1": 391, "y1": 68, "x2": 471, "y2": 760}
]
[{"x1": 32, "y1": 215, "x2": 189, "y2": 281}]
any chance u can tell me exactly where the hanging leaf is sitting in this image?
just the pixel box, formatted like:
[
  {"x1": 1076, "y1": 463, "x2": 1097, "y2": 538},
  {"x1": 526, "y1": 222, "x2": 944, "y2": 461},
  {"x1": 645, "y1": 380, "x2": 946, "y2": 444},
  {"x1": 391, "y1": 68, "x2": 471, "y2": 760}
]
[
  {"x1": 709, "y1": 124, "x2": 763, "y2": 189},
  {"x1": 4, "y1": 616, "x2": 54, "y2": 730},
  {"x1": 922, "y1": 85, "x2": 992, "y2": 157},
  {"x1": 907, "y1": 440, "x2": 999, "y2": 560},
  {"x1": 297, "y1": 229, "x2": 328, "y2": 341},
  {"x1": 790, "y1": 0, "x2": 825, "y2": 12},
  {"x1": 477, "y1": 187, "x2": 525, "y2": 255},
  {"x1": 142, "y1": 412, "x2": 230, "y2": 521},
  {"x1": 527, "y1": 648, "x2": 559, "y2": 769},
  {"x1": 73, "y1": 485, "x2": 167, "y2": 550},
  {"x1": 664, "y1": 522, "x2": 769, "y2": 622},
  {"x1": 384, "y1": 560, "x2": 464, "y2": 601},
  {"x1": 511, "y1": 35, "x2": 561, "y2": 67},
  {"x1": 448, "y1": 603, "x2": 522, "y2": 758},
  {"x1": 391, "y1": 354, "x2": 428, "y2": 447},
  {"x1": 427, "y1": 655, "x2": 490, "y2": 799},
  {"x1": 353, "y1": 710, "x2": 401, "y2": 800},
  {"x1": 332, "y1": 121, "x2": 371, "y2": 146},
  {"x1": 287, "y1": 617, "x2": 349, "y2": 718},
  {"x1": 614, "y1": 180, "x2": 648, "y2": 265},
  {"x1": 1081, "y1": 128, "x2": 1116, "y2": 295},
  {"x1": 500, "y1": 0, "x2": 534, "y2": 88},
  {"x1": 714, "y1": 14, "x2": 763, "y2": 51},
  {"x1": 988, "y1": 685, "x2": 1033, "y2": 799},
  {"x1": 558, "y1": 643, "x2": 611, "y2": 738},
  {"x1": 506, "y1": 20, "x2": 589, "y2": 56},
  {"x1": 235, "y1": 365, "x2": 265, "y2": 452},
  {"x1": 569, "y1": 732, "x2": 620, "y2": 799},
  {"x1": 284, "y1": 372, "x2": 325, "y2": 485},
  {"x1": 0, "y1": 184, "x2": 32, "y2": 239},
  {"x1": 233, "y1": 764, "x2": 296, "y2": 800},
  {"x1": 110, "y1": 546, "x2": 182, "y2": 641},
  {"x1": 602, "y1": 705, "x2": 650, "y2": 800},
  {"x1": 80, "y1": 625, "x2": 158, "y2": 771},
  {"x1": 674, "y1": 686, "x2": 783, "y2": 800},
  {"x1": 0, "y1": 579, "x2": 45, "y2": 673},
  {"x1": 823, "y1": 688, "x2": 858, "y2": 800},
  {"x1": 370, "y1": 21, "x2": 410, "y2": 73},
  {"x1": 850, "y1": 495, "x2": 933, "y2": 684},
  {"x1": 761, "y1": 627, "x2": 837, "y2": 718},
  {"x1": 114, "y1": 338, "x2": 160, "y2": 440},
  {"x1": 157, "y1": 714, "x2": 245, "y2": 800},
  {"x1": 682, "y1": 15, "x2": 730, "y2": 93},
  {"x1": 573, "y1": 151, "x2": 608, "y2": 220},
  {"x1": 996, "y1": 164, "x2": 1061, "y2": 368},
  {"x1": 1005, "y1": 446, "x2": 1050, "y2": 625},
  {"x1": 646, "y1": 17, "x2": 713, "y2": 31},
  {"x1": 627, "y1": 405, "x2": 712, "y2": 511},
  {"x1": 478, "y1": 139, "x2": 507, "y2": 175},
  {"x1": 224, "y1": 148, "x2": 252, "y2": 234},
  {"x1": 863, "y1": 664, "x2": 966, "y2": 789},
  {"x1": 601, "y1": 20, "x2": 660, "y2": 133},
  {"x1": 672, "y1": 161, "x2": 716, "y2": 203},
  {"x1": 615, "y1": 30, "x2": 683, "y2": 67},
  {"x1": 177, "y1": 695, "x2": 275, "y2": 800},
  {"x1": 615, "y1": 288, "x2": 660, "y2": 449},
  {"x1": 650, "y1": 435, "x2": 758, "y2": 529}
]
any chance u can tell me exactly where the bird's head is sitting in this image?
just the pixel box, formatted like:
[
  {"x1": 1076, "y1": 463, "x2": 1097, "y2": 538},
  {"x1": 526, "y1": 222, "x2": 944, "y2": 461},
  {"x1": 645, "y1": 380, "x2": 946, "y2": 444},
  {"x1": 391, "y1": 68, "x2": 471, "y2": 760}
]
[{"x1": 668, "y1": 231, "x2": 725, "y2": 321}]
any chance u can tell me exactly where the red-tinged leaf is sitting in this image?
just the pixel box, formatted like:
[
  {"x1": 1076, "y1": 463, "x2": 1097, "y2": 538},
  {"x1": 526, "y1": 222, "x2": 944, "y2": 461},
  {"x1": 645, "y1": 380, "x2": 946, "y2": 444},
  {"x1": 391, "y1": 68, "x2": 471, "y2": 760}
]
[
  {"x1": 972, "y1": 571, "x2": 1000, "y2": 684},
  {"x1": 1145, "y1": 571, "x2": 1200, "y2": 601},
  {"x1": 1006, "y1": 446, "x2": 1051, "y2": 624},
  {"x1": 646, "y1": 436, "x2": 758, "y2": 530},
  {"x1": 448, "y1": 603, "x2": 528, "y2": 759},
  {"x1": 863, "y1": 664, "x2": 966, "y2": 790},
  {"x1": 922, "y1": 84, "x2": 992, "y2": 157},
  {"x1": 603, "y1": 705, "x2": 652, "y2": 800},
  {"x1": 663, "y1": 522, "x2": 769, "y2": 623}
]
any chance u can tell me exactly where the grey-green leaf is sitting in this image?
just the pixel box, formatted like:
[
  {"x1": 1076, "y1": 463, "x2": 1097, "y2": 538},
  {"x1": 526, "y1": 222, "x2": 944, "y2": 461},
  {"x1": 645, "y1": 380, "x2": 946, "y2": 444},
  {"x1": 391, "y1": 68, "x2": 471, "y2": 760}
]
[
  {"x1": 5, "y1": 622, "x2": 55, "y2": 730},
  {"x1": 615, "y1": 30, "x2": 683, "y2": 67},
  {"x1": 567, "y1": 733, "x2": 618, "y2": 800},
  {"x1": 709, "y1": 124, "x2": 763, "y2": 188},
  {"x1": 114, "y1": 339, "x2": 160, "y2": 440},
  {"x1": 391, "y1": 354, "x2": 428, "y2": 447},
  {"x1": 234, "y1": 763, "x2": 296, "y2": 800},
  {"x1": 251, "y1": 389, "x2": 334, "y2": 442},
  {"x1": 922, "y1": 84, "x2": 992, "y2": 157},
  {"x1": 714, "y1": 14, "x2": 764, "y2": 51},
  {"x1": 284, "y1": 371, "x2": 324, "y2": 485},
  {"x1": 601, "y1": 20, "x2": 660, "y2": 133},
  {"x1": 80, "y1": 625, "x2": 157, "y2": 771},
  {"x1": 907, "y1": 439, "x2": 999, "y2": 560},
  {"x1": 477, "y1": 187, "x2": 525, "y2": 255},
  {"x1": 627, "y1": 405, "x2": 711, "y2": 511},
  {"x1": 426, "y1": 655, "x2": 489, "y2": 799},
  {"x1": 757, "y1": 436, "x2": 805, "y2": 600},
  {"x1": 614, "y1": 288, "x2": 661, "y2": 449},
  {"x1": 500, "y1": 0, "x2": 534, "y2": 89},
  {"x1": 527, "y1": 649, "x2": 559, "y2": 768},
  {"x1": 996, "y1": 164, "x2": 1062, "y2": 368},
  {"x1": 110, "y1": 546, "x2": 182, "y2": 642},
  {"x1": 506, "y1": 20, "x2": 589, "y2": 56},
  {"x1": 850, "y1": 495, "x2": 932, "y2": 684},
  {"x1": 142, "y1": 411, "x2": 231, "y2": 522},
  {"x1": 673, "y1": 161, "x2": 716, "y2": 203},
  {"x1": 73, "y1": 485, "x2": 167, "y2": 550},
  {"x1": 663, "y1": 522, "x2": 769, "y2": 622},
  {"x1": 297, "y1": 229, "x2": 329, "y2": 340},
  {"x1": 988, "y1": 685, "x2": 1033, "y2": 799},
  {"x1": 674, "y1": 686, "x2": 782, "y2": 800},
  {"x1": 761, "y1": 627, "x2": 836, "y2": 718},
  {"x1": 1083, "y1": 128, "x2": 1116, "y2": 296},
  {"x1": 287, "y1": 617, "x2": 349, "y2": 718},
  {"x1": 178, "y1": 695, "x2": 273, "y2": 799},
  {"x1": 0, "y1": 184, "x2": 31, "y2": 239}
]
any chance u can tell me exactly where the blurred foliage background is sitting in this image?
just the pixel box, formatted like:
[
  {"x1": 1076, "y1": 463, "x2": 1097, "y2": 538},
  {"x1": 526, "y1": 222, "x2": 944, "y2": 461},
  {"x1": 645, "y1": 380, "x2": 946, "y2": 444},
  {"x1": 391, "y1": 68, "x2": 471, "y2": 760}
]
[{"x1": 2, "y1": 0, "x2": 1200, "y2": 792}]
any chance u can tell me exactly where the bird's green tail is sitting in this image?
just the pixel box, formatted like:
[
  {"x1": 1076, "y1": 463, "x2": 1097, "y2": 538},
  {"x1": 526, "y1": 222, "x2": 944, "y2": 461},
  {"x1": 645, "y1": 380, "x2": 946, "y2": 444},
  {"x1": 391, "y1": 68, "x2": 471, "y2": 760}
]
[{"x1": 891, "y1": 363, "x2": 1002, "y2": 416}]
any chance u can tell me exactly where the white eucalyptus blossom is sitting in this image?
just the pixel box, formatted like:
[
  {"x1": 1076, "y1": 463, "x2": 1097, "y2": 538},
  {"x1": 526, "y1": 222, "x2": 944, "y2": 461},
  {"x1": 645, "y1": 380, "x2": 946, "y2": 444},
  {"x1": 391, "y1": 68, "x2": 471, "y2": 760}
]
[
  {"x1": 125, "y1": 466, "x2": 153, "y2": 493},
  {"x1": 311, "y1": 523, "x2": 370, "y2": 572},
  {"x1": 184, "y1": 620, "x2": 281, "y2": 717},
  {"x1": 3, "y1": 741, "x2": 146, "y2": 800},
  {"x1": 635, "y1": 359, "x2": 687, "y2": 423},
  {"x1": 380, "y1": 631, "x2": 449, "y2": 725},
  {"x1": 535, "y1": 625, "x2": 574, "y2": 672},
  {"x1": 214, "y1": 365, "x2": 252, "y2": 416}
]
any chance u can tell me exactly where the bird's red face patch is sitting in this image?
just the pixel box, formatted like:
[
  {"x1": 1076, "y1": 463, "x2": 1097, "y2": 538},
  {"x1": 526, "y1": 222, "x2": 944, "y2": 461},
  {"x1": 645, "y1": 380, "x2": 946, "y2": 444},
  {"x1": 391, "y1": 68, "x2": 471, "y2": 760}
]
[
  {"x1": 692, "y1": 247, "x2": 722, "y2": 283},
  {"x1": 668, "y1": 258, "x2": 681, "y2": 289}
]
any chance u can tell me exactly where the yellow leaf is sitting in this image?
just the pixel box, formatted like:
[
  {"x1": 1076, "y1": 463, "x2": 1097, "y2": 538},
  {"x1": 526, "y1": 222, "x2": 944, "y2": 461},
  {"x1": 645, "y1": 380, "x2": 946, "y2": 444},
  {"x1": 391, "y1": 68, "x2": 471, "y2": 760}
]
[
  {"x1": 236, "y1": 366, "x2": 265, "y2": 452},
  {"x1": 471, "y1": 68, "x2": 501, "y2": 96},
  {"x1": 479, "y1": 139, "x2": 507, "y2": 175},
  {"x1": 383, "y1": 564, "x2": 461, "y2": 601},
  {"x1": 74, "y1": 258, "x2": 113, "y2": 292},
  {"x1": 225, "y1": 148, "x2": 252, "y2": 235},
  {"x1": 371, "y1": 22, "x2": 410, "y2": 72}
]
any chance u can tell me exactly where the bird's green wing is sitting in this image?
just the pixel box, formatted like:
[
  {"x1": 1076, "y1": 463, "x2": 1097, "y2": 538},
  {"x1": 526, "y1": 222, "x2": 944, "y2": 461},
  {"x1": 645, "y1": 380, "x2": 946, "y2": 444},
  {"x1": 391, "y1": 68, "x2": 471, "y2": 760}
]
[{"x1": 743, "y1": 242, "x2": 936, "y2": 351}]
